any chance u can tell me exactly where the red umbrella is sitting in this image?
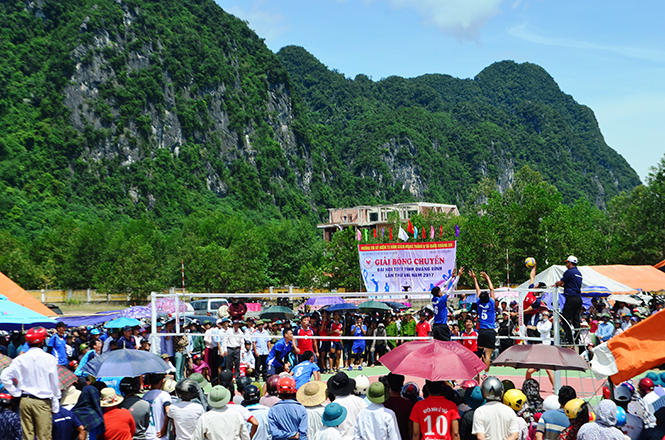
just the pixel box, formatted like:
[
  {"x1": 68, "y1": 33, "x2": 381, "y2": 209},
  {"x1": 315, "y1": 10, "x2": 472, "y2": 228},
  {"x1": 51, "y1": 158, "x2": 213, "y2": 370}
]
[
  {"x1": 492, "y1": 344, "x2": 588, "y2": 371},
  {"x1": 58, "y1": 365, "x2": 78, "y2": 390},
  {"x1": 378, "y1": 340, "x2": 487, "y2": 381}
]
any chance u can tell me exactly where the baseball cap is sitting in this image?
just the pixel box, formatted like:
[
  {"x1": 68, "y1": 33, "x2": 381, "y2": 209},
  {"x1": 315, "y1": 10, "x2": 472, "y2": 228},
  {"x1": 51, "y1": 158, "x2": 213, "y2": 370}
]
[{"x1": 565, "y1": 255, "x2": 578, "y2": 264}]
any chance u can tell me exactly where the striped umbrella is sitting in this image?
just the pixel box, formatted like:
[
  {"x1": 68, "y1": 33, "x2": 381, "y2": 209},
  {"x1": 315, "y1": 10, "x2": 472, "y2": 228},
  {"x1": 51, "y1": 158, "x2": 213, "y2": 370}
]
[{"x1": 581, "y1": 286, "x2": 612, "y2": 297}]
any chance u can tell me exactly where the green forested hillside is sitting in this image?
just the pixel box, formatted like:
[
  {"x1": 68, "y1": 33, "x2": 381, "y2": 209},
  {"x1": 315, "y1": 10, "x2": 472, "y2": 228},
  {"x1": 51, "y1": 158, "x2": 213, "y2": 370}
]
[
  {"x1": 0, "y1": 0, "x2": 655, "y2": 297},
  {"x1": 277, "y1": 46, "x2": 640, "y2": 207}
]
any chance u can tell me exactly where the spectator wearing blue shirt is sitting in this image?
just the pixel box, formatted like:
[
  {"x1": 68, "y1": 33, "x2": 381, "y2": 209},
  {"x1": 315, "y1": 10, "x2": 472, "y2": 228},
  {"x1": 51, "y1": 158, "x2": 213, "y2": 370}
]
[
  {"x1": 52, "y1": 407, "x2": 85, "y2": 440},
  {"x1": 432, "y1": 267, "x2": 464, "y2": 341},
  {"x1": 595, "y1": 313, "x2": 614, "y2": 342},
  {"x1": 48, "y1": 322, "x2": 69, "y2": 366},
  {"x1": 267, "y1": 329, "x2": 295, "y2": 375},
  {"x1": 116, "y1": 326, "x2": 137, "y2": 350},
  {"x1": 471, "y1": 270, "x2": 496, "y2": 371},
  {"x1": 268, "y1": 376, "x2": 308, "y2": 440},
  {"x1": 292, "y1": 351, "x2": 321, "y2": 390},
  {"x1": 554, "y1": 255, "x2": 583, "y2": 344}
]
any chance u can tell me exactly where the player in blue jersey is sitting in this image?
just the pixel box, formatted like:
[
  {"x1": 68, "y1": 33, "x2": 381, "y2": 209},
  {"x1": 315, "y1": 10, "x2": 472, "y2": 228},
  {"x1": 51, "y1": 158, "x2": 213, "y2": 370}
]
[
  {"x1": 431, "y1": 267, "x2": 465, "y2": 341},
  {"x1": 471, "y1": 269, "x2": 496, "y2": 371}
]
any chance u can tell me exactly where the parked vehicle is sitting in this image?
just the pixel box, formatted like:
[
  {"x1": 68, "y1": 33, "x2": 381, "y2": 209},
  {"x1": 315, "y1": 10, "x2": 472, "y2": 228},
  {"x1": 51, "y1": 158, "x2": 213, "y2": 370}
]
[{"x1": 189, "y1": 299, "x2": 229, "y2": 317}]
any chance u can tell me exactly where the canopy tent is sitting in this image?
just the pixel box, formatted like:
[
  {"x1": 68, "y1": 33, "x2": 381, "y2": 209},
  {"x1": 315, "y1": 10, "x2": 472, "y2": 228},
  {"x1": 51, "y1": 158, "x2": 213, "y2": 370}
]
[
  {"x1": 0, "y1": 271, "x2": 54, "y2": 316},
  {"x1": 516, "y1": 265, "x2": 635, "y2": 293},
  {"x1": 0, "y1": 294, "x2": 57, "y2": 330},
  {"x1": 57, "y1": 313, "x2": 122, "y2": 328},
  {"x1": 592, "y1": 265, "x2": 665, "y2": 293},
  {"x1": 655, "y1": 259, "x2": 665, "y2": 273}
]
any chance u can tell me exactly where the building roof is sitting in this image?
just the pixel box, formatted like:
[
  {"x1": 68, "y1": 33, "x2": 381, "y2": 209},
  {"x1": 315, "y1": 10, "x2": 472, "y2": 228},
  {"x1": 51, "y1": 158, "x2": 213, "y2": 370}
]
[{"x1": 0, "y1": 272, "x2": 55, "y2": 316}]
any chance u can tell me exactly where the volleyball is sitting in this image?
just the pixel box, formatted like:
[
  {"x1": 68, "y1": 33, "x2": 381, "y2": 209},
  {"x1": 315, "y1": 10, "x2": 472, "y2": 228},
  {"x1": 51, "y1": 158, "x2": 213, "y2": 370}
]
[{"x1": 524, "y1": 257, "x2": 536, "y2": 268}]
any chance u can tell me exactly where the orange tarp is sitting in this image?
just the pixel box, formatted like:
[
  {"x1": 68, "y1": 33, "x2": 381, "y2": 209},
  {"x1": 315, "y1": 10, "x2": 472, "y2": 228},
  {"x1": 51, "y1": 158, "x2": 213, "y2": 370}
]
[
  {"x1": 592, "y1": 265, "x2": 665, "y2": 293},
  {"x1": 0, "y1": 272, "x2": 54, "y2": 316},
  {"x1": 608, "y1": 310, "x2": 665, "y2": 384}
]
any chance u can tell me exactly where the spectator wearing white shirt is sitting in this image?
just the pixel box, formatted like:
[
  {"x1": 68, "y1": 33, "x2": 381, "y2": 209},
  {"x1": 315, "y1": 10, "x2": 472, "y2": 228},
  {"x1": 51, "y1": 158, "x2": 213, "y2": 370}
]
[
  {"x1": 149, "y1": 322, "x2": 164, "y2": 356},
  {"x1": 1, "y1": 327, "x2": 61, "y2": 440},
  {"x1": 327, "y1": 372, "x2": 366, "y2": 440},
  {"x1": 241, "y1": 341, "x2": 256, "y2": 377},
  {"x1": 353, "y1": 382, "x2": 400, "y2": 440},
  {"x1": 253, "y1": 321, "x2": 271, "y2": 381},
  {"x1": 537, "y1": 311, "x2": 553, "y2": 345}
]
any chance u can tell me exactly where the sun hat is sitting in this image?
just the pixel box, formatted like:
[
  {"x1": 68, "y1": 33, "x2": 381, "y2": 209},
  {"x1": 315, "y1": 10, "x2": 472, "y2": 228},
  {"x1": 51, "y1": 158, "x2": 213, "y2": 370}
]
[
  {"x1": 100, "y1": 387, "x2": 124, "y2": 407},
  {"x1": 327, "y1": 371, "x2": 356, "y2": 396},
  {"x1": 297, "y1": 381, "x2": 328, "y2": 407},
  {"x1": 208, "y1": 385, "x2": 231, "y2": 408},
  {"x1": 367, "y1": 381, "x2": 389, "y2": 404},
  {"x1": 189, "y1": 372, "x2": 212, "y2": 393},
  {"x1": 60, "y1": 385, "x2": 81, "y2": 406},
  {"x1": 322, "y1": 402, "x2": 347, "y2": 427},
  {"x1": 162, "y1": 379, "x2": 176, "y2": 394}
]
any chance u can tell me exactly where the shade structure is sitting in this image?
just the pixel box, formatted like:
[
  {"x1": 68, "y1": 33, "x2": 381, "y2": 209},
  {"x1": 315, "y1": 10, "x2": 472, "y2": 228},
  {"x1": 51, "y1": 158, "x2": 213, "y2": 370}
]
[
  {"x1": 327, "y1": 303, "x2": 359, "y2": 313},
  {"x1": 0, "y1": 271, "x2": 54, "y2": 316},
  {"x1": 259, "y1": 306, "x2": 295, "y2": 321},
  {"x1": 57, "y1": 313, "x2": 122, "y2": 328},
  {"x1": 492, "y1": 344, "x2": 588, "y2": 371},
  {"x1": 80, "y1": 348, "x2": 170, "y2": 378},
  {"x1": 121, "y1": 306, "x2": 152, "y2": 319},
  {"x1": 379, "y1": 340, "x2": 487, "y2": 381},
  {"x1": 58, "y1": 365, "x2": 78, "y2": 389},
  {"x1": 303, "y1": 296, "x2": 344, "y2": 306},
  {"x1": 358, "y1": 300, "x2": 392, "y2": 313},
  {"x1": 0, "y1": 294, "x2": 57, "y2": 330},
  {"x1": 105, "y1": 317, "x2": 141, "y2": 329}
]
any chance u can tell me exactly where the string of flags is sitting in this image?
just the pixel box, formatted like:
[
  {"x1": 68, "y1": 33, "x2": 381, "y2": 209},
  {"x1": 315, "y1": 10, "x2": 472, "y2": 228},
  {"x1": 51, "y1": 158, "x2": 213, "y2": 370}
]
[{"x1": 356, "y1": 223, "x2": 460, "y2": 242}]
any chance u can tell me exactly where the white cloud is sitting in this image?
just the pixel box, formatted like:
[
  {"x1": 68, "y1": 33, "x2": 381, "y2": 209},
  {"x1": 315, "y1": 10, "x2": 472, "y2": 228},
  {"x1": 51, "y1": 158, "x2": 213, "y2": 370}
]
[
  {"x1": 381, "y1": 0, "x2": 503, "y2": 41},
  {"x1": 225, "y1": 3, "x2": 288, "y2": 42},
  {"x1": 509, "y1": 24, "x2": 665, "y2": 64}
]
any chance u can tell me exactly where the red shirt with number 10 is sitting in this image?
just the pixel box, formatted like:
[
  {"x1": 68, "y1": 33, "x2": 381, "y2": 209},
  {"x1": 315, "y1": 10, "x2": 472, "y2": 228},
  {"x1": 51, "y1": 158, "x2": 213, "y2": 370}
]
[{"x1": 410, "y1": 395, "x2": 460, "y2": 440}]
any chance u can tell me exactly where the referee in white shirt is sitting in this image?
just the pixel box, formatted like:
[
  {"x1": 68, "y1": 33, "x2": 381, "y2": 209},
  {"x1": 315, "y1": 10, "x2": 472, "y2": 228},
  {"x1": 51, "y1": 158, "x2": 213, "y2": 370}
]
[
  {"x1": 1, "y1": 327, "x2": 61, "y2": 440},
  {"x1": 226, "y1": 320, "x2": 245, "y2": 379}
]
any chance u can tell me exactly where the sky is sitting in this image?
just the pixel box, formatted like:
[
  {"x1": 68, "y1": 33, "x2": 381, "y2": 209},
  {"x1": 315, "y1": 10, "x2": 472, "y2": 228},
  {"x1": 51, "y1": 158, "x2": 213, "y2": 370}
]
[{"x1": 215, "y1": 0, "x2": 665, "y2": 182}]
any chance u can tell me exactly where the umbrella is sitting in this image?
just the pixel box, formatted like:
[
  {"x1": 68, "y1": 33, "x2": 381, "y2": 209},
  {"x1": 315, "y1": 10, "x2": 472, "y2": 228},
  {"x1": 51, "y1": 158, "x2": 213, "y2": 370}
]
[
  {"x1": 0, "y1": 294, "x2": 57, "y2": 331},
  {"x1": 80, "y1": 348, "x2": 170, "y2": 378},
  {"x1": 607, "y1": 294, "x2": 642, "y2": 306},
  {"x1": 155, "y1": 297, "x2": 189, "y2": 314},
  {"x1": 327, "y1": 303, "x2": 359, "y2": 313},
  {"x1": 259, "y1": 306, "x2": 295, "y2": 321},
  {"x1": 303, "y1": 297, "x2": 344, "y2": 306},
  {"x1": 58, "y1": 365, "x2": 78, "y2": 389},
  {"x1": 581, "y1": 286, "x2": 612, "y2": 297},
  {"x1": 0, "y1": 353, "x2": 11, "y2": 369},
  {"x1": 358, "y1": 300, "x2": 392, "y2": 313},
  {"x1": 121, "y1": 306, "x2": 152, "y2": 319},
  {"x1": 384, "y1": 301, "x2": 409, "y2": 311},
  {"x1": 492, "y1": 344, "x2": 588, "y2": 371},
  {"x1": 379, "y1": 340, "x2": 487, "y2": 381},
  {"x1": 105, "y1": 317, "x2": 141, "y2": 329}
]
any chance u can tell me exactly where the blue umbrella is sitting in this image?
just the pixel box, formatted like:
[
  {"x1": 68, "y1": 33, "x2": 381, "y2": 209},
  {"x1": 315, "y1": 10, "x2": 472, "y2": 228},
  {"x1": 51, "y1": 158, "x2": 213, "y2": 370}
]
[
  {"x1": 327, "y1": 302, "x2": 359, "y2": 313},
  {"x1": 303, "y1": 296, "x2": 344, "y2": 306},
  {"x1": 80, "y1": 348, "x2": 170, "y2": 377},
  {"x1": 0, "y1": 294, "x2": 57, "y2": 330},
  {"x1": 581, "y1": 286, "x2": 612, "y2": 297},
  {"x1": 105, "y1": 317, "x2": 141, "y2": 329}
]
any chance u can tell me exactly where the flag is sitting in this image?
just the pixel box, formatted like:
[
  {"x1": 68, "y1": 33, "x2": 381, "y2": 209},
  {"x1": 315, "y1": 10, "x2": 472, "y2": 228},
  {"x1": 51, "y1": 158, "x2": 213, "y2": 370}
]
[
  {"x1": 398, "y1": 227, "x2": 409, "y2": 241},
  {"x1": 455, "y1": 224, "x2": 460, "y2": 238},
  {"x1": 363, "y1": 229, "x2": 368, "y2": 241},
  {"x1": 407, "y1": 220, "x2": 414, "y2": 235},
  {"x1": 430, "y1": 225, "x2": 434, "y2": 239},
  {"x1": 381, "y1": 228, "x2": 385, "y2": 239},
  {"x1": 422, "y1": 226, "x2": 426, "y2": 240},
  {"x1": 414, "y1": 226, "x2": 418, "y2": 239},
  {"x1": 356, "y1": 229, "x2": 362, "y2": 241},
  {"x1": 439, "y1": 226, "x2": 443, "y2": 238},
  {"x1": 373, "y1": 228, "x2": 377, "y2": 238},
  {"x1": 389, "y1": 227, "x2": 393, "y2": 240}
]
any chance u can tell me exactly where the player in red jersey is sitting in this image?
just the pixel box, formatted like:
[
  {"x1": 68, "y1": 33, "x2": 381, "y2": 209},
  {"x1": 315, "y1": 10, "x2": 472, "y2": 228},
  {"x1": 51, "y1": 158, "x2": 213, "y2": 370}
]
[{"x1": 411, "y1": 380, "x2": 461, "y2": 440}]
